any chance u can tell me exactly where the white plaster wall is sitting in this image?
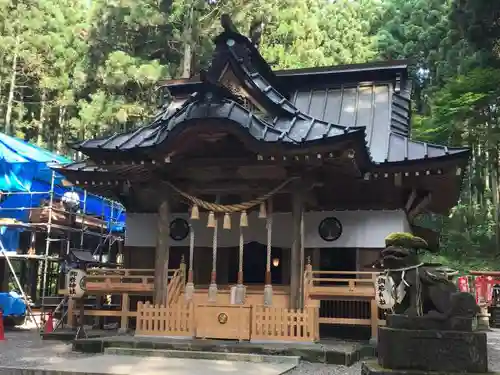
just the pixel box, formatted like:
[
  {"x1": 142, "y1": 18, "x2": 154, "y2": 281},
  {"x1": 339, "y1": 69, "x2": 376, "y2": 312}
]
[{"x1": 125, "y1": 210, "x2": 410, "y2": 249}]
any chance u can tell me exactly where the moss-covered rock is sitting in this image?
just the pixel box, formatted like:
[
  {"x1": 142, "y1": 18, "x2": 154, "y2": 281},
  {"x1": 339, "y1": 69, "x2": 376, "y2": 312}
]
[{"x1": 385, "y1": 232, "x2": 428, "y2": 249}]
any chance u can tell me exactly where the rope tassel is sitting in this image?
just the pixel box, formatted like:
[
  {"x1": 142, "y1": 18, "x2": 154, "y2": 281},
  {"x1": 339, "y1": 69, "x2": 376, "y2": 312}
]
[
  {"x1": 207, "y1": 211, "x2": 216, "y2": 228},
  {"x1": 223, "y1": 213, "x2": 231, "y2": 230},
  {"x1": 240, "y1": 210, "x2": 248, "y2": 227},
  {"x1": 258, "y1": 202, "x2": 267, "y2": 219},
  {"x1": 190, "y1": 204, "x2": 199, "y2": 220}
]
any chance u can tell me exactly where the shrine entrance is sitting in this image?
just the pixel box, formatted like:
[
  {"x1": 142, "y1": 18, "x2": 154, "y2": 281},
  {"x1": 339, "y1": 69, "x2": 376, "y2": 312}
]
[
  {"x1": 227, "y1": 242, "x2": 284, "y2": 285},
  {"x1": 318, "y1": 249, "x2": 370, "y2": 340}
]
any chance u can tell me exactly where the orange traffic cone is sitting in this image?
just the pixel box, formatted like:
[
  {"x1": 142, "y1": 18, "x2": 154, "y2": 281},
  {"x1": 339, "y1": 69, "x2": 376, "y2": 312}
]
[
  {"x1": 45, "y1": 311, "x2": 54, "y2": 334},
  {"x1": 0, "y1": 311, "x2": 5, "y2": 341}
]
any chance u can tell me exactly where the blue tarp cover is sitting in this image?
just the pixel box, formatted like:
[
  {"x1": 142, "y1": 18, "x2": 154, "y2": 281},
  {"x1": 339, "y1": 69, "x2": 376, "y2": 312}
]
[
  {"x1": 0, "y1": 133, "x2": 125, "y2": 251},
  {"x1": 0, "y1": 292, "x2": 26, "y2": 317}
]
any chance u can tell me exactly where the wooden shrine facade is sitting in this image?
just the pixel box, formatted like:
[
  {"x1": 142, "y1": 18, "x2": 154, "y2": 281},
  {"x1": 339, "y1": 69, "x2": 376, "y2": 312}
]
[{"x1": 55, "y1": 16, "x2": 469, "y2": 341}]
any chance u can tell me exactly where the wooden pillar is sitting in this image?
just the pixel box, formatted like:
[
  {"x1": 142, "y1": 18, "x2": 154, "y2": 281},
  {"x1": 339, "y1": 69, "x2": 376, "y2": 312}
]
[
  {"x1": 290, "y1": 184, "x2": 304, "y2": 309},
  {"x1": 154, "y1": 200, "x2": 170, "y2": 305},
  {"x1": 120, "y1": 293, "x2": 129, "y2": 332}
]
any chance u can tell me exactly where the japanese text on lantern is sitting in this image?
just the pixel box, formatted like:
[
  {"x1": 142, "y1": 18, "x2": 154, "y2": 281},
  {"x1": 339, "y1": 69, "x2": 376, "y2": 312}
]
[
  {"x1": 66, "y1": 269, "x2": 86, "y2": 298},
  {"x1": 375, "y1": 275, "x2": 395, "y2": 309},
  {"x1": 378, "y1": 277, "x2": 387, "y2": 306},
  {"x1": 68, "y1": 270, "x2": 77, "y2": 296}
]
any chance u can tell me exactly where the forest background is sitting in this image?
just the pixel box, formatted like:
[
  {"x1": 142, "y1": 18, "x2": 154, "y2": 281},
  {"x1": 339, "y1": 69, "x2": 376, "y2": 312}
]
[{"x1": 0, "y1": 0, "x2": 498, "y2": 271}]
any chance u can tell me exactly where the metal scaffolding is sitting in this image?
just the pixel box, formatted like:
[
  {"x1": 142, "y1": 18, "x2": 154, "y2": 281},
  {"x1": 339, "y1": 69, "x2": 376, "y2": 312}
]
[{"x1": 0, "y1": 171, "x2": 125, "y2": 320}]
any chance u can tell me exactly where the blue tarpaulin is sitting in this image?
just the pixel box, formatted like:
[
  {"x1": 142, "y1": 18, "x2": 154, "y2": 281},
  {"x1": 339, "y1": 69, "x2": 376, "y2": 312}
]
[
  {"x1": 0, "y1": 133, "x2": 125, "y2": 251},
  {"x1": 0, "y1": 292, "x2": 26, "y2": 317}
]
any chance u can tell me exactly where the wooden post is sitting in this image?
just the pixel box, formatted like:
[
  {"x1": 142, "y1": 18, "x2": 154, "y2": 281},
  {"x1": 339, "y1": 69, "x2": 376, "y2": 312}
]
[
  {"x1": 67, "y1": 297, "x2": 76, "y2": 328},
  {"x1": 120, "y1": 293, "x2": 129, "y2": 332},
  {"x1": 264, "y1": 199, "x2": 273, "y2": 306},
  {"x1": 154, "y1": 200, "x2": 170, "y2": 305},
  {"x1": 290, "y1": 184, "x2": 304, "y2": 309}
]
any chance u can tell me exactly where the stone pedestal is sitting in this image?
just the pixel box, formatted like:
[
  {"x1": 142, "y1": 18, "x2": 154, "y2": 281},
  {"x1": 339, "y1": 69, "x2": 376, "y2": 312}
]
[
  {"x1": 378, "y1": 326, "x2": 487, "y2": 373},
  {"x1": 363, "y1": 314, "x2": 489, "y2": 375},
  {"x1": 362, "y1": 361, "x2": 497, "y2": 375}
]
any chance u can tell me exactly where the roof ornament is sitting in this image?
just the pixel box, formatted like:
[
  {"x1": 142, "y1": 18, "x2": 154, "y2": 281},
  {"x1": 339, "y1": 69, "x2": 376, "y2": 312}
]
[
  {"x1": 249, "y1": 17, "x2": 264, "y2": 48},
  {"x1": 220, "y1": 14, "x2": 239, "y2": 34}
]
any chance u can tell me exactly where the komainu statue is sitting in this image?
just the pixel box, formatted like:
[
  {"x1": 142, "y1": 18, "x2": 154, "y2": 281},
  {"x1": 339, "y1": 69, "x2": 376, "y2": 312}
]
[{"x1": 373, "y1": 232, "x2": 479, "y2": 320}]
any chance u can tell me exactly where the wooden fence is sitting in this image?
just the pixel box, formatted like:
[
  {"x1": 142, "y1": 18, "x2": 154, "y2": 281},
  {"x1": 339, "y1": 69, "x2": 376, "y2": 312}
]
[
  {"x1": 136, "y1": 301, "x2": 194, "y2": 336},
  {"x1": 135, "y1": 302, "x2": 319, "y2": 342},
  {"x1": 251, "y1": 305, "x2": 319, "y2": 342}
]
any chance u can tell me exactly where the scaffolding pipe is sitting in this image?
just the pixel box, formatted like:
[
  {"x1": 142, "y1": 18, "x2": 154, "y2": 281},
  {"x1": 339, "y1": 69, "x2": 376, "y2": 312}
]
[
  {"x1": 0, "y1": 245, "x2": 39, "y2": 329},
  {"x1": 40, "y1": 170, "x2": 56, "y2": 321}
]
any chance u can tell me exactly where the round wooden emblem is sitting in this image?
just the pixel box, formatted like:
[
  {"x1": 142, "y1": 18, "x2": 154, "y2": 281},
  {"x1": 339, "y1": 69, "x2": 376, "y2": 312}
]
[
  {"x1": 169, "y1": 218, "x2": 190, "y2": 241},
  {"x1": 218, "y1": 312, "x2": 228, "y2": 324},
  {"x1": 318, "y1": 217, "x2": 342, "y2": 242}
]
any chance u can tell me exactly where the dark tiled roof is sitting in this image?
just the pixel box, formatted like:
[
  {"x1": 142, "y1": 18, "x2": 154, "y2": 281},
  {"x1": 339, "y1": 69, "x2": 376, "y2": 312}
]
[
  {"x1": 290, "y1": 83, "x2": 468, "y2": 164},
  {"x1": 74, "y1": 91, "x2": 362, "y2": 152},
  {"x1": 163, "y1": 60, "x2": 411, "y2": 97},
  {"x1": 385, "y1": 132, "x2": 469, "y2": 163},
  {"x1": 72, "y1": 20, "x2": 468, "y2": 167}
]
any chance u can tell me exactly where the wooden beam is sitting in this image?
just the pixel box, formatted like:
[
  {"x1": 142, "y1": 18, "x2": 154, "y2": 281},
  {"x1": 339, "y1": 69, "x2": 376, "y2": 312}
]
[
  {"x1": 408, "y1": 193, "x2": 432, "y2": 220},
  {"x1": 405, "y1": 189, "x2": 417, "y2": 212}
]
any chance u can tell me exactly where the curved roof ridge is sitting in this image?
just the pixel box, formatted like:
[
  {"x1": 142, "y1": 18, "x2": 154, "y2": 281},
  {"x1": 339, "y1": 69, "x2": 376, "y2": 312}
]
[
  {"x1": 224, "y1": 42, "x2": 361, "y2": 138},
  {"x1": 380, "y1": 131, "x2": 470, "y2": 164}
]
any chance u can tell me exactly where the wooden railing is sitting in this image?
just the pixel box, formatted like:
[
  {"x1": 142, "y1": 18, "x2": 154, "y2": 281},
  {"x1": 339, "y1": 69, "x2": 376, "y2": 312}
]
[
  {"x1": 251, "y1": 305, "x2": 319, "y2": 342},
  {"x1": 60, "y1": 268, "x2": 181, "y2": 294},
  {"x1": 65, "y1": 267, "x2": 181, "y2": 331},
  {"x1": 136, "y1": 301, "x2": 194, "y2": 336},
  {"x1": 304, "y1": 268, "x2": 378, "y2": 299},
  {"x1": 303, "y1": 266, "x2": 384, "y2": 339},
  {"x1": 85, "y1": 268, "x2": 156, "y2": 293}
]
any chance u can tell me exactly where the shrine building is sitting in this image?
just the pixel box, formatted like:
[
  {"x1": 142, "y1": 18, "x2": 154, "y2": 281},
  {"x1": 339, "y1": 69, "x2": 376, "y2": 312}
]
[{"x1": 54, "y1": 17, "x2": 469, "y2": 341}]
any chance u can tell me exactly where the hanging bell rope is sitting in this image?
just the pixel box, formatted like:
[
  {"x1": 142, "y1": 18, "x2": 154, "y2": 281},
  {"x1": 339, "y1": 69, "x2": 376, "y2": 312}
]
[{"x1": 165, "y1": 177, "x2": 298, "y2": 214}]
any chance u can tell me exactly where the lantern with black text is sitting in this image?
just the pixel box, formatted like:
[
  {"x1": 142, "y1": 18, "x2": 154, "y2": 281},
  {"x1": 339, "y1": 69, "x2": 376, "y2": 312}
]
[{"x1": 66, "y1": 269, "x2": 87, "y2": 298}]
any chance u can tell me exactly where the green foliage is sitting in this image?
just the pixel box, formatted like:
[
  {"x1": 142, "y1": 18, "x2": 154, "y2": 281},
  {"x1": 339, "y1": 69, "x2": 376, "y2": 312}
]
[
  {"x1": 261, "y1": 0, "x2": 379, "y2": 69},
  {"x1": 376, "y1": 0, "x2": 500, "y2": 272}
]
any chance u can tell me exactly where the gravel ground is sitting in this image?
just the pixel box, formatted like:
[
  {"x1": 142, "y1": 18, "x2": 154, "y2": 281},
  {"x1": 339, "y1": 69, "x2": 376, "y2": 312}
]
[{"x1": 1, "y1": 327, "x2": 500, "y2": 374}]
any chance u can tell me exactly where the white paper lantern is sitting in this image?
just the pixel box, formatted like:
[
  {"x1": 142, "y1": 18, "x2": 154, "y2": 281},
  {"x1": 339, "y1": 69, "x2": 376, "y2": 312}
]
[
  {"x1": 375, "y1": 275, "x2": 396, "y2": 310},
  {"x1": 66, "y1": 268, "x2": 87, "y2": 298}
]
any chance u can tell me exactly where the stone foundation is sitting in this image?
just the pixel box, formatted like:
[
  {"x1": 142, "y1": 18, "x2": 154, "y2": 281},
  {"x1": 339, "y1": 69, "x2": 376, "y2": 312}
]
[
  {"x1": 362, "y1": 361, "x2": 499, "y2": 375},
  {"x1": 373, "y1": 314, "x2": 488, "y2": 374},
  {"x1": 378, "y1": 326, "x2": 487, "y2": 373}
]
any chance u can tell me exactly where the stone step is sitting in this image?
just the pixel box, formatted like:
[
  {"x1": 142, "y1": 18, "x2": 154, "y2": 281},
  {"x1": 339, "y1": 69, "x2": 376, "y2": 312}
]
[
  {"x1": 74, "y1": 336, "x2": 371, "y2": 366},
  {"x1": 104, "y1": 347, "x2": 301, "y2": 365}
]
